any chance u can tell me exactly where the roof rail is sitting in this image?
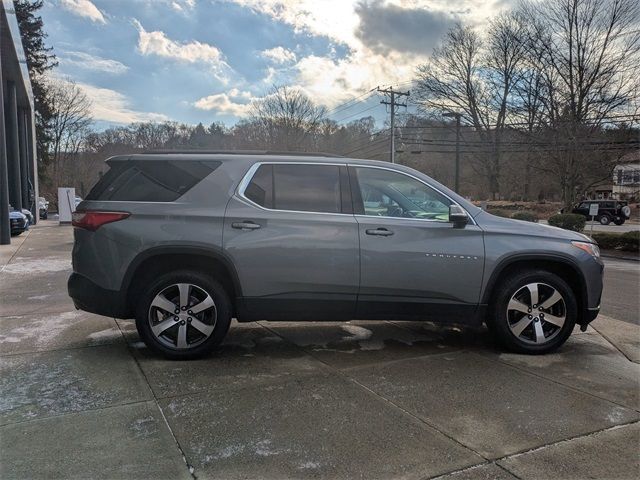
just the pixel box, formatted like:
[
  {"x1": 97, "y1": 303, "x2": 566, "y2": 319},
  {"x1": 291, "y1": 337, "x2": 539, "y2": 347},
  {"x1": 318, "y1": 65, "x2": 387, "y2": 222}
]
[{"x1": 141, "y1": 149, "x2": 344, "y2": 158}]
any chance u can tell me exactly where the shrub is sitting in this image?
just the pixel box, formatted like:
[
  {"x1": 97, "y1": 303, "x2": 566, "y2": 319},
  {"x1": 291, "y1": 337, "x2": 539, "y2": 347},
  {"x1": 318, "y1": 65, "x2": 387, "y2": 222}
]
[
  {"x1": 512, "y1": 211, "x2": 538, "y2": 223},
  {"x1": 590, "y1": 231, "x2": 639, "y2": 252},
  {"x1": 590, "y1": 233, "x2": 620, "y2": 250},
  {"x1": 620, "y1": 231, "x2": 640, "y2": 251},
  {"x1": 488, "y1": 209, "x2": 512, "y2": 218},
  {"x1": 548, "y1": 213, "x2": 586, "y2": 232}
]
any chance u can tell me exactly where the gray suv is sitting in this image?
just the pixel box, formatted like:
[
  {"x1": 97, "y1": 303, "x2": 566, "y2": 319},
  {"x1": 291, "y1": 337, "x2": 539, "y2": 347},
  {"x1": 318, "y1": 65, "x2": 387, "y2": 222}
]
[{"x1": 68, "y1": 152, "x2": 603, "y2": 359}]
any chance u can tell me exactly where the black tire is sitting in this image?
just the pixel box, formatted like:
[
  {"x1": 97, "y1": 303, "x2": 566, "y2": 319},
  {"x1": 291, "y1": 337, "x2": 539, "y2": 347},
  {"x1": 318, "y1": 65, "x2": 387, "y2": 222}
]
[
  {"x1": 487, "y1": 270, "x2": 577, "y2": 354},
  {"x1": 11, "y1": 231, "x2": 22, "y2": 236},
  {"x1": 599, "y1": 214, "x2": 611, "y2": 225},
  {"x1": 135, "y1": 270, "x2": 232, "y2": 360},
  {"x1": 613, "y1": 216, "x2": 625, "y2": 226}
]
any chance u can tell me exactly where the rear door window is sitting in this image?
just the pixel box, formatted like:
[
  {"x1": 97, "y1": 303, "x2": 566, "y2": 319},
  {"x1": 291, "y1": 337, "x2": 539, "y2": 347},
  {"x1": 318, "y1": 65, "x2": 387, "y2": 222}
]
[
  {"x1": 244, "y1": 163, "x2": 343, "y2": 214},
  {"x1": 86, "y1": 160, "x2": 220, "y2": 202}
]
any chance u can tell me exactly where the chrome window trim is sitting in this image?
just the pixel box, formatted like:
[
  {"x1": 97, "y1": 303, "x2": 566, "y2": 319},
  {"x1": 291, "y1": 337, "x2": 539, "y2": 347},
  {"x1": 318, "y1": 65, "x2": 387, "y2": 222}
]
[{"x1": 236, "y1": 161, "x2": 476, "y2": 225}]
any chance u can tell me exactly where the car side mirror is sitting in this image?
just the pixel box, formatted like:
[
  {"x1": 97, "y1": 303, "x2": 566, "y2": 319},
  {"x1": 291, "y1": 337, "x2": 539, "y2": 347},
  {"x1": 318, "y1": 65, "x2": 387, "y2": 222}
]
[{"x1": 449, "y1": 204, "x2": 469, "y2": 228}]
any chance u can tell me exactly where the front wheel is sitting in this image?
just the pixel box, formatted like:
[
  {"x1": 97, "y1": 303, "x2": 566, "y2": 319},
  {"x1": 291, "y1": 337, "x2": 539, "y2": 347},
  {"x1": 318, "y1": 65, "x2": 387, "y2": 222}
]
[
  {"x1": 487, "y1": 270, "x2": 577, "y2": 354},
  {"x1": 135, "y1": 270, "x2": 232, "y2": 359},
  {"x1": 599, "y1": 215, "x2": 611, "y2": 225}
]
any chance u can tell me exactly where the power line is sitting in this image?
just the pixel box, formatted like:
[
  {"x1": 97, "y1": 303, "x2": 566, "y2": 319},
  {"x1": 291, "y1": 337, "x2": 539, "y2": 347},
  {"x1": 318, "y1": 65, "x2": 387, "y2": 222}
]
[
  {"x1": 396, "y1": 137, "x2": 640, "y2": 147},
  {"x1": 396, "y1": 114, "x2": 639, "y2": 130},
  {"x1": 342, "y1": 128, "x2": 391, "y2": 155},
  {"x1": 395, "y1": 144, "x2": 638, "y2": 154},
  {"x1": 332, "y1": 104, "x2": 380, "y2": 124},
  {"x1": 324, "y1": 88, "x2": 377, "y2": 118},
  {"x1": 345, "y1": 135, "x2": 391, "y2": 156}
]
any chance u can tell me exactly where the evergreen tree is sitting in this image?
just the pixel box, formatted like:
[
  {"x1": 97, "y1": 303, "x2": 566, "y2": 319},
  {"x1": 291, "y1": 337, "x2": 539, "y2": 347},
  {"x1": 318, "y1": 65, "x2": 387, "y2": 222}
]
[{"x1": 13, "y1": 0, "x2": 57, "y2": 175}]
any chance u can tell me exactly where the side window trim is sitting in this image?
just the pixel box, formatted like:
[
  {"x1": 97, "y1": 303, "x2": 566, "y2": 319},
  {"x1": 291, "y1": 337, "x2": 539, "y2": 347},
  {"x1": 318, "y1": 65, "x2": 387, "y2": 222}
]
[
  {"x1": 237, "y1": 161, "x2": 353, "y2": 216},
  {"x1": 347, "y1": 164, "x2": 476, "y2": 225}
]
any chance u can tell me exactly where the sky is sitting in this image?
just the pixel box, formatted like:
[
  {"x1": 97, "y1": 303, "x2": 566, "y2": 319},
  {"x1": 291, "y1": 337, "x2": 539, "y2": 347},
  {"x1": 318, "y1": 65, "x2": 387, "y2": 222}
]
[{"x1": 41, "y1": 0, "x2": 512, "y2": 129}]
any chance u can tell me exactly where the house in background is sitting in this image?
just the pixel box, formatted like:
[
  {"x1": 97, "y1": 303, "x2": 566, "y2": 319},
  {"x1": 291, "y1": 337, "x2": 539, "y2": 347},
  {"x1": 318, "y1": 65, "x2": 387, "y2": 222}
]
[{"x1": 612, "y1": 151, "x2": 640, "y2": 201}]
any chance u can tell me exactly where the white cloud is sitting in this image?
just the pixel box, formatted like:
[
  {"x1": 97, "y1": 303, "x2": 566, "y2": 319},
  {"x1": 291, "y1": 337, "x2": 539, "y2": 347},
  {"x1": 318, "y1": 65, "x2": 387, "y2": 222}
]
[
  {"x1": 61, "y1": 51, "x2": 128, "y2": 75},
  {"x1": 60, "y1": 0, "x2": 106, "y2": 24},
  {"x1": 170, "y1": 0, "x2": 196, "y2": 11},
  {"x1": 133, "y1": 19, "x2": 233, "y2": 82},
  {"x1": 226, "y1": 0, "x2": 359, "y2": 46},
  {"x1": 261, "y1": 46, "x2": 297, "y2": 64},
  {"x1": 193, "y1": 88, "x2": 254, "y2": 116},
  {"x1": 76, "y1": 83, "x2": 168, "y2": 124},
  {"x1": 227, "y1": 0, "x2": 511, "y2": 108}
]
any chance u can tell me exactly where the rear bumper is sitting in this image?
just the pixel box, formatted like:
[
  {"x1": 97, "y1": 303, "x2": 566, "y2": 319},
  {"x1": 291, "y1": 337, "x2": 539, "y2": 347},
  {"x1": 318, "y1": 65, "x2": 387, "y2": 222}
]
[{"x1": 68, "y1": 273, "x2": 132, "y2": 319}]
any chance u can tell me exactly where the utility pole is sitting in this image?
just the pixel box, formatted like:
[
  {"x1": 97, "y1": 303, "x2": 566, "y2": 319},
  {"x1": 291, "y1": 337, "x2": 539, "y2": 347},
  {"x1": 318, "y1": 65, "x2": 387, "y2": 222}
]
[
  {"x1": 443, "y1": 111, "x2": 462, "y2": 192},
  {"x1": 379, "y1": 86, "x2": 409, "y2": 163}
]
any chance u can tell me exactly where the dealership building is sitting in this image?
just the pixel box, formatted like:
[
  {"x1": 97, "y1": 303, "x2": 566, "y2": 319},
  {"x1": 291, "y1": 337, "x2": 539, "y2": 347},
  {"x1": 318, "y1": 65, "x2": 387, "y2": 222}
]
[{"x1": 1, "y1": 0, "x2": 39, "y2": 244}]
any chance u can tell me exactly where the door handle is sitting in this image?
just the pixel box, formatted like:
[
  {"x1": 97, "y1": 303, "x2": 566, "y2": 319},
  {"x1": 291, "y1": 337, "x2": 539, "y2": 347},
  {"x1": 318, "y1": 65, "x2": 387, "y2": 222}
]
[
  {"x1": 232, "y1": 221, "x2": 261, "y2": 230},
  {"x1": 366, "y1": 228, "x2": 394, "y2": 236}
]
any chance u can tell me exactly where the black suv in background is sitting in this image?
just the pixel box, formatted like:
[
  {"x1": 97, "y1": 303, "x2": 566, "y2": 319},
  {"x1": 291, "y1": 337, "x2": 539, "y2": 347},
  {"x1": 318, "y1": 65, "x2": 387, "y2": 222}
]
[{"x1": 569, "y1": 200, "x2": 632, "y2": 225}]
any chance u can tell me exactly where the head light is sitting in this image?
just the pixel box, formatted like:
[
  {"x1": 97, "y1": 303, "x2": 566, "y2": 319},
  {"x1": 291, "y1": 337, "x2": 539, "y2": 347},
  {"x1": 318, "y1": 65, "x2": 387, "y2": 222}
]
[{"x1": 571, "y1": 241, "x2": 600, "y2": 258}]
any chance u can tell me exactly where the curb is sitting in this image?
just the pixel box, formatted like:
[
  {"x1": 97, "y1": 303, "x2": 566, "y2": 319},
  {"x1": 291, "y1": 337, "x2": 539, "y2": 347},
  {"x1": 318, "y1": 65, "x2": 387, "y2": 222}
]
[{"x1": 601, "y1": 253, "x2": 639, "y2": 262}]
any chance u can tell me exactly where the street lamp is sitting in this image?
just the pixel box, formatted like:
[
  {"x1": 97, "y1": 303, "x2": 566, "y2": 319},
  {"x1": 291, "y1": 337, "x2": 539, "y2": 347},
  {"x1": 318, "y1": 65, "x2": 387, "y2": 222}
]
[{"x1": 443, "y1": 111, "x2": 462, "y2": 193}]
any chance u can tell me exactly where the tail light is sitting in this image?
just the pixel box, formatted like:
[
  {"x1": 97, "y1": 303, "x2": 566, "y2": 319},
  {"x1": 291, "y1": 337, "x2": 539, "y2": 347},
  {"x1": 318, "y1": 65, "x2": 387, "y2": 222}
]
[{"x1": 72, "y1": 211, "x2": 130, "y2": 231}]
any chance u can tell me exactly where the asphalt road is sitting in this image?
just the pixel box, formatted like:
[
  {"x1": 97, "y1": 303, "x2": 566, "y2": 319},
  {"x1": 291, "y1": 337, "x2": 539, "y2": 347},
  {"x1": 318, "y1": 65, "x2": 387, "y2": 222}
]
[{"x1": 601, "y1": 257, "x2": 640, "y2": 325}]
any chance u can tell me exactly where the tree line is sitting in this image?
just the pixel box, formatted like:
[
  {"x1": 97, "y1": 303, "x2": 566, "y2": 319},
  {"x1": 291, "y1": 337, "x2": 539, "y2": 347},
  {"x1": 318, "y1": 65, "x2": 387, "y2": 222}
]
[{"x1": 14, "y1": 0, "x2": 639, "y2": 208}]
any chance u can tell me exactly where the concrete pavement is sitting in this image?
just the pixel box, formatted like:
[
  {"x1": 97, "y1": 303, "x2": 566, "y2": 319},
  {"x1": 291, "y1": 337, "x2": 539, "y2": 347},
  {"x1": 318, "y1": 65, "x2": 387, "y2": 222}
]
[{"x1": 1, "y1": 221, "x2": 639, "y2": 479}]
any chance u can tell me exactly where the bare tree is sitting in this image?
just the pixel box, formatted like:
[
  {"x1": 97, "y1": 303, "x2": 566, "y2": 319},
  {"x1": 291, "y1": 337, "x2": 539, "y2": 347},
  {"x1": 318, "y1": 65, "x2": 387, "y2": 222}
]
[
  {"x1": 414, "y1": 17, "x2": 527, "y2": 198},
  {"x1": 249, "y1": 86, "x2": 326, "y2": 150},
  {"x1": 47, "y1": 78, "x2": 92, "y2": 186},
  {"x1": 520, "y1": 0, "x2": 640, "y2": 206}
]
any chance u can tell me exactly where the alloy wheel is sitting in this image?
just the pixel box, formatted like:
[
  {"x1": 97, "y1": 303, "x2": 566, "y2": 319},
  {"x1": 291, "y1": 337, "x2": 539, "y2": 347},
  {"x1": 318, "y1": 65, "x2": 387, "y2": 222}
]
[
  {"x1": 148, "y1": 283, "x2": 217, "y2": 349},
  {"x1": 506, "y1": 282, "x2": 566, "y2": 345}
]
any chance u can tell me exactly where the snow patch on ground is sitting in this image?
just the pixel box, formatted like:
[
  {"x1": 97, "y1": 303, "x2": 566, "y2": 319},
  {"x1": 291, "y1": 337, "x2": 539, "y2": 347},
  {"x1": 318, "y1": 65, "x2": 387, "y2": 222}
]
[
  {"x1": 88, "y1": 328, "x2": 121, "y2": 345},
  {"x1": 200, "y1": 439, "x2": 291, "y2": 463},
  {"x1": 129, "y1": 416, "x2": 158, "y2": 439},
  {"x1": 0, "y1": 356, "x2": 117, "y2": 418},
  {"x1": 341, "y1": 325, "x2": 385, "y2": 351},
  {"x1": 0, "y1": 311, "x2": 83, "y2": 347},
  {"x1": 2, "y1": 257, "x2": 71, "y2": 274},
  {"x1": 27, "y1": 294, "x2": 51, "y2": 301}
]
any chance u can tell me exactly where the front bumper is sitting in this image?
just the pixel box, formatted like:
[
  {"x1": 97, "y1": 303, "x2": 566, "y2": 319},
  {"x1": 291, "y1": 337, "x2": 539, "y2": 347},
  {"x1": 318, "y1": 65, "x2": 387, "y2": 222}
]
[
  {"x1": 10, "y1": 218, "x2": 27, "y2": 233},
  {"x1": 68, "y1": 273, "x2": 132, "y2": 319}
]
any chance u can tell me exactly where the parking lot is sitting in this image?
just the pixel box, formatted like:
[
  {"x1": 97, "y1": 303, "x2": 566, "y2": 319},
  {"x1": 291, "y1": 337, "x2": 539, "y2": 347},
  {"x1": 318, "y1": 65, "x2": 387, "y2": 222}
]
[{"x1": 1, "y1": 221, "x2": 639, "y2": 480}]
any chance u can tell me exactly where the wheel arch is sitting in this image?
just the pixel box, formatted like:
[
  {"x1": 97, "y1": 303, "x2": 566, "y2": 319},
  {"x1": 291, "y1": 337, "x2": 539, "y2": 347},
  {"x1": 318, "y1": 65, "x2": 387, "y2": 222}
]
[
  {"x1": 123, "y1": 246, "x2": 242, "y2": 316},
  {"x1": 483, "y1": 254, "x2": 588, "y2": 323}
]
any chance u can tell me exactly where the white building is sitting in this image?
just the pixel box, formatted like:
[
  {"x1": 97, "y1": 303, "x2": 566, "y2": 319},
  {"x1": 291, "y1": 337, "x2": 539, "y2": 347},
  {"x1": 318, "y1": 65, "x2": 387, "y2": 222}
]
[{"x1": 612, "y1": 151, "x2": 640, "y2": 200}]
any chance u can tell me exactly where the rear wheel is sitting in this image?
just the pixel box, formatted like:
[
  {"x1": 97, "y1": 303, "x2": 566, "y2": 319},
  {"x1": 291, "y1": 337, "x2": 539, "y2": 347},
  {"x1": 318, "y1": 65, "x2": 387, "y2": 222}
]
[
  {"x1": 135, "y1": 270, "x2": 231, "y2": 359},
  {"x1": 599, "y1": 214, "x2": 611, "y2": 225},
  {"x1": 487, "y1": 270, "x2": 576, "y2": 354},
  {"x1": 613, "y1": 216, "x2": 625, "y2": 226}
]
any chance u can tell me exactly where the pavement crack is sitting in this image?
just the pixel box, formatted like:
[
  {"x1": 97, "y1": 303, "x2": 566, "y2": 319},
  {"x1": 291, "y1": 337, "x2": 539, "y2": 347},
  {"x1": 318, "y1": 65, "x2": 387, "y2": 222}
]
[
  {"x1": 494, "y1": 420, "x2": 640, "y2": 462},
  {"x1": 258, "y1": 323, "x2": 490, "y2": 463},
  {"x1": 116, "y1": 320, "x2": 198, "y2": 480}
]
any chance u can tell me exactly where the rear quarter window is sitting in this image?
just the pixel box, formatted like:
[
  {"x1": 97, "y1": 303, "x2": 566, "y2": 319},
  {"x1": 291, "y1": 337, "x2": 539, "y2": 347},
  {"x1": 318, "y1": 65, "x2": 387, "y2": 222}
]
[{"x1": 86, "y1": 160, "x2": 221, "y2": 202}]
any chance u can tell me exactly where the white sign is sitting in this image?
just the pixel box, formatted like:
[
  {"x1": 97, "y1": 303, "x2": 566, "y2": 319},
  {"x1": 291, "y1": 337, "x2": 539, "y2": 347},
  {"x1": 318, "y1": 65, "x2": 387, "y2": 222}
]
[
  {"x1": 588, "y1": 203, "x2": 599, "y2": 217},
  {"x1": 58, "y1": 187, "x2": 76, "y2": 224}
]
